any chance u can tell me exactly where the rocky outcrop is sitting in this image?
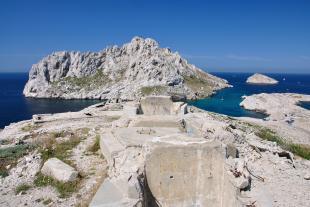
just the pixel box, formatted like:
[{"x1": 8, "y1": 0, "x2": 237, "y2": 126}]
[
  {"x1": 240, "y1": 93, "x2": 310, "y2": 145},
  {"x1": 23, "y1": 37, "x2": 229, "y2": 100},
  {"x1": 246, "y1": 73, "x2": 278, "y2": 84}
]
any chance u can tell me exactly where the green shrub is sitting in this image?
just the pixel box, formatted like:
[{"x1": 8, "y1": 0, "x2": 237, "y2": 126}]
[
  {"x1": 0, "y1": 144, "x2": 34, "y2": 178},
  {"x1": 34, "y1": 173, "x2": 79, "y2": 198},
  {"x1": 255, "y1": 128, "x2": 310, "y2": 160},
  {"x1": 15, "y1": 183, "x2": 32, "y2": 194},
  {"x1": 40, "y1": 135, "x2": 81, "y2": 164},
  {"x1": 88, "y1": 135, "x2": 100, "y2": 153},
  {"x1": 43, "y1": 198, "x2": 52, "y2": 205}
]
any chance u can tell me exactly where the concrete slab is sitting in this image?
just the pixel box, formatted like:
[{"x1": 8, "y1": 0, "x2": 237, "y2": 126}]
[
  {"x1": 89, "y1": 179, "x2": 125, "y2": 207},
  {"x1": 100, "y1": 132, "x2": 125, "y2": 166},
  {"x1": 113, "y1": 127, "x2": 182, "y2": 146}
]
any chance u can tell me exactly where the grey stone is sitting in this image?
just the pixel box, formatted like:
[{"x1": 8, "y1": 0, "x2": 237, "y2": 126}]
[
  {"x1": 41, "y1": 158, "x2": 78, "y2": 182},
  {"x1": 226, "y1": 143, "x2": 238, "y2": 158}
]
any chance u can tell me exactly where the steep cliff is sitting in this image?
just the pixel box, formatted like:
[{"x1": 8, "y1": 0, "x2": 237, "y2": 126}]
[{"x1": 24, "y1": 37, "x2": 229, "y2": 100}]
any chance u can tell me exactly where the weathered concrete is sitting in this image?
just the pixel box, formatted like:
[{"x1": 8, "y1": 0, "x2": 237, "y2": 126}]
[
  {"x1": 140, "y1": 96, "x2": 187, "y2": 115},
  {"x1": 145, "y1": 141, "x2": 241, "y2": 207},
  {"x1": 100, "y1": 131, "x2": 125, "y2": 167},
  {"x1": 41, "y1": 158, "x2": 78, "y2": 182},
  {"x1": 89, "y1": 179, "x2": 137, "y2": 207},
  {"x1": 123, "y1": 102, "x2": 139, "y2": 116}
]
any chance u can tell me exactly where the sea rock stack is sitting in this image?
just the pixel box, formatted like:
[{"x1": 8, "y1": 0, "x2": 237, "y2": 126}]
[
  {"x1": 23, "y1": 36, "x2": 229, "y2": 100},
  {"x1": 246, "y1": 73, "x2": 278, "y2": 85}
]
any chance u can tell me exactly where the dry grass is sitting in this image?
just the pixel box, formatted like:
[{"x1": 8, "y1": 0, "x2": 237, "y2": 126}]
[
  {"x1": 34, "y1": 172, "x2": 80, "y2": 198},
  {"x1": 87, "y1": 134, "x2": 100, "y2": 153},
  {"x1": 255, "y1": 128, "x2": 310, "y2": 160},
  {"x1": 15, "y1": 183, "x2": 32, "y2": 195}
]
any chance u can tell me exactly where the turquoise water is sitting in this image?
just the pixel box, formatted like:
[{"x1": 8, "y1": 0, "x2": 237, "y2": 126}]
[
  {"x1": 0, "y1": 72, "x2": 309, "y2": 128},
  {"x1": 189, "y1": 73, "x2": 310, "y2": 118}
]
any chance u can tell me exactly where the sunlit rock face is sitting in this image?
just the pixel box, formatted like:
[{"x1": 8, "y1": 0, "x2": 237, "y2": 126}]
[{"x1": 23, "y1": 37, "x2": 229, "y2": 100}]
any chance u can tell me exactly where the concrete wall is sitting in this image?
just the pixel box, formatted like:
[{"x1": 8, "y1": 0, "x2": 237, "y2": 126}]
[
  {"x1": 145, "y1": 142, "x2": 241, "y2": 207},
  {"x1": 140, "y1": 96, "x2": 187, "y2": 115}
]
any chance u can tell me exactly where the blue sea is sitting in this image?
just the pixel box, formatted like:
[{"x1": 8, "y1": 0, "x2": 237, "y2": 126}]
[
  {"x1": 0, "y1": 72, "x2": 309, "y2": 128},
  {"x1": 0, "y1": 73, "x2": 101, "y2": 128},
  {"x1": 189, "y1": 73, "x2": 310, "y2": 118}
]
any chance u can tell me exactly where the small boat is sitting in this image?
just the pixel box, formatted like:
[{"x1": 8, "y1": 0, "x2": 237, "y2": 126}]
[
  {"x1": 220, "y1": 96, "x2": 224, "y2": 101},
  {"x1": 283, "y1": 77, "x2": 286, "y2": 81}
]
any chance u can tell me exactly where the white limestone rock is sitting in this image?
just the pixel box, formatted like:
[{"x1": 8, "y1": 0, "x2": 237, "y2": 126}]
[
  {"x1": 246, "y1": 73, "x2": 278, "y2": 85},
  {"x1": 41, "y1": 158, "x2": 78, "y2": 182},
  {"x1": 23, "y1": 37, "x2": 229, "y2": 100}
]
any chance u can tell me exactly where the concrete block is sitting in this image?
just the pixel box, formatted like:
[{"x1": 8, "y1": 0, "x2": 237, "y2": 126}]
[
  {"x1": 41, "y1": 158, "x2": 78, "y2": 182},
  {"x1": 100, "y1": 132, "x2": 125, "y2": 166},
  {"x1": 140, "y1": 96, "x2": 173, "y2": 115},
  {"x1": 145, "y1": 142, "x2": 241, "y2": 207}
]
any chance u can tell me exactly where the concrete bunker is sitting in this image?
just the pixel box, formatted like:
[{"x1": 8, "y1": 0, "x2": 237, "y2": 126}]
[{"x1": 145, "y1": 142, "x2": 241, "y2": 207}]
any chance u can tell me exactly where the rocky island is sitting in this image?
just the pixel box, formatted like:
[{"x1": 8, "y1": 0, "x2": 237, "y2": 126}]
[
  {"x1": 246, "y1": 73, "x2": 279, "y2": 85},
  {"x1": 23, "y1": 37, "x2": 229, "y2": 100}
]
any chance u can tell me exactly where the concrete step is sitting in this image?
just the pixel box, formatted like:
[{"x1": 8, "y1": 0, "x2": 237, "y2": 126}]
[{"x1": 100, "y1": 131, "x2": 125, "y2": 166}]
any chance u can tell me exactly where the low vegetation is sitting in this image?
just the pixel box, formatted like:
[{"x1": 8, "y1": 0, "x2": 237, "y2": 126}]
[
  {"x1": 0, "y1": 144, "x2": 34, "y2": 177},
  {"x1": 88, "y1": 134, "x2": 100, "y2": 153},
  {"x1": 140, "y1": 85, "x2": 167, "y2": 96},
  {"x1": 183, "y1": 75, "x2": 213, "y2": 94},
  {"x1": 54, "y1": 69, "x2": 111, "y2": 90},
  {"x1": 21, "y1": 123, "x2": 39, "y2": 132},
  {"x1": 43, "y1": 198, "x2": 53, "y2": 205},
  {"x1": 40, "y1": 134, "x2": 81, "y2": 165},
  {"x1": 15, "y1": 183, "x2": 32, "y2": 195},
  {"x1": 51, "y1": 131, "x2": 66, "y2": 138},
  {"x1": 255, "y1": 128, "x2": 310, "y2": 160},
  {"x1": 34, "y1": 173, "x2": 79, "y2": 198}
]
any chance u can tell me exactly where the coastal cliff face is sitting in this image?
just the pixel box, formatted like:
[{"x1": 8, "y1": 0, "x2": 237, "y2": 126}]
[
  {"x1": 23, "y1": 37, "x2": 229, "y2": 100},
  {"x1": 246, "y1": 73, "x2": 278, "y2": 85}
]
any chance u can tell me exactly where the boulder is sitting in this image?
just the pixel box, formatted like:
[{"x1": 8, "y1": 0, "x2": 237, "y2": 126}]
[{"x1": 41, "y1": 158, "x2": 78, "y2": 182}]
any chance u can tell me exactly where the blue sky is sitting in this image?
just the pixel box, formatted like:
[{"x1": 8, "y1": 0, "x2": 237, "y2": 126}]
[{"x1": 0, "y1": 0, "x2": 309, "y2": 73}]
